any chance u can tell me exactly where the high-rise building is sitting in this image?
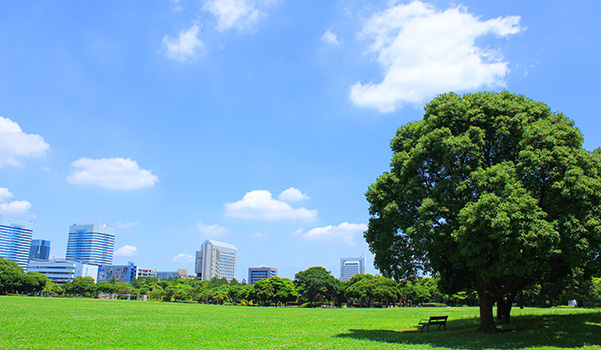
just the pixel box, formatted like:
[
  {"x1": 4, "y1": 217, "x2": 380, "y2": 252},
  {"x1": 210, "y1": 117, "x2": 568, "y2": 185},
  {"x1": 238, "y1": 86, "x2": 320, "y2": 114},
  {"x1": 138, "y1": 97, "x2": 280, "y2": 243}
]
[
  {"x1": 66, "y1": 224, "x2": 115, "y2": 265},
  {"x1": 28, "y1": 259, "x2": 99, "y2": 284},
  {"x1": 248, "y1": 266, "x2": 277, "y2": 285},
  {"x1": 195, "y1": 239, "x2": 237, "y2": 281},
  {"x1": 340, "y1": 257, "x2": 366, "y2": 281},
  {"x1": 97, "y1": 262, "x2": 137, "y2": 283},
  {"x1": 0, "y1": 217, "x2": 34, "y2": 270},
  {"x1": 29, "y1": 239, "x2": 51, "y2": 260}
]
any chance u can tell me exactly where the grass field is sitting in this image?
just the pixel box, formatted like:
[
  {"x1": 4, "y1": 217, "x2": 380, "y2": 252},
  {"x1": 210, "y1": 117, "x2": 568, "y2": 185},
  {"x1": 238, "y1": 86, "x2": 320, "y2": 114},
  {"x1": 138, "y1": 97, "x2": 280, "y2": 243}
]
[{"x1": 1, "y1": 296, "x2": 600, "y2": 349}]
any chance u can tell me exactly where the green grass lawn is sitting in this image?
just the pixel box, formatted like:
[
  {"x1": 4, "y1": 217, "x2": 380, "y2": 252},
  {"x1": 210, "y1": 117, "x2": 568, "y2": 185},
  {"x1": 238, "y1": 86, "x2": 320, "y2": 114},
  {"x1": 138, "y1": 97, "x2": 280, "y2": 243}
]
[{"x1": 1, "y1": 296, "x2": 600, "y2": 349}]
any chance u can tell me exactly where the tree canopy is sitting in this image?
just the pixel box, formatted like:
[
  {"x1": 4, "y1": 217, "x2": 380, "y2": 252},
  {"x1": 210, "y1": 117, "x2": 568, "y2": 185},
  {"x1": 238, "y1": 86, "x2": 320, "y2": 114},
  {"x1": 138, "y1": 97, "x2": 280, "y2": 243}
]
[
  {"x1": 294, "y1": 267, "x2": 339, "y2": 305},
  {"x1": 365, "y1": 91, "x2": 601, "y2": 332}
]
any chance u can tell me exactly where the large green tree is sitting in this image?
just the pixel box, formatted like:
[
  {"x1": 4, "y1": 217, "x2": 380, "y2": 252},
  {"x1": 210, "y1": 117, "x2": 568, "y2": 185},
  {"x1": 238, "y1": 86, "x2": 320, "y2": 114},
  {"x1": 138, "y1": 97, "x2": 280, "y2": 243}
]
[
  {"x1": 294, "y1": 267, "x2": 339, "y2": 305},
  {"x1": 365, "y1": 92, "x2": 601, "y2": 332}
]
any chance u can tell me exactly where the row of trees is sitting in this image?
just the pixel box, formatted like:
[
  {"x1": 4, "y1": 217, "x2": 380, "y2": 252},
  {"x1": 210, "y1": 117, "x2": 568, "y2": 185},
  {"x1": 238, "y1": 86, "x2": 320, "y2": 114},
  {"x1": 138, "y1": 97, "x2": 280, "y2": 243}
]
[
  {"x1": 3, "y1": 258, "x2": 598, "y2": 308},
  {"x1": 0, "y1": 258, "x2": 51, "y2": 295}
]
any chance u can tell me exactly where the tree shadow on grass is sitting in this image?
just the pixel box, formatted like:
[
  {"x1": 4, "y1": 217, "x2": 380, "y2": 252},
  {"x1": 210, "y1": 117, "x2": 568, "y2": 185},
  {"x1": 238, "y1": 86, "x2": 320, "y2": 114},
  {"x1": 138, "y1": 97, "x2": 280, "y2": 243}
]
[{"x1": 335, "y1": 312, "x2": 601, "y2": 349}]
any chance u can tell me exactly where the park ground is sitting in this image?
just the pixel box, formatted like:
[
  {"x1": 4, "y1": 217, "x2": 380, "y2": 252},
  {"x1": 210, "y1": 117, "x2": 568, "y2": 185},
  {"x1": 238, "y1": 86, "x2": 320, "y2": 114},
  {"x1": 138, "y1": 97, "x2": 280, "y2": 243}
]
[{"x1": 1, "y1": 296, "x2": 600, "y2": 349}]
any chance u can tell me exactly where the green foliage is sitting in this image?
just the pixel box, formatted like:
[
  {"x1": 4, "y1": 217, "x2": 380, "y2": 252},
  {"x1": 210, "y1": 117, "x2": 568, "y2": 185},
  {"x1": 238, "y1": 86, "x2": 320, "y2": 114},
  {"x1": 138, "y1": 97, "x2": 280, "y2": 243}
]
[
  {"x1": 365, "y1": 92, "x2": 601, "y2": 331},
  {"x1": 64, "y1": 276, "x2": 97, "y2": 297},
  {"x1": 0, "y1": 258, "x2": 23, "y2": 294},
  {"x1": 345, "y1": 274, "x2": 399, "y2": 306},
  {"x1": 21, "y1": 272, "x2": 50, "y2": 295},
  {"x1": 294, "y1": 267, "x2": 340, "y2": 305}
]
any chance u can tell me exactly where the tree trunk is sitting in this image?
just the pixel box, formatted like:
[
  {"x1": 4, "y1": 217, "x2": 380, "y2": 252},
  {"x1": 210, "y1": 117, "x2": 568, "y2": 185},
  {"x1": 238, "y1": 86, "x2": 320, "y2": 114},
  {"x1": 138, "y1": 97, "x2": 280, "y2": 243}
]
[
  {"x1": 478, "y1": 295, "x2": 498, "y2": 333},
  {"x1": 502, "y1": 291, "x2": 517, "y2": 323}
]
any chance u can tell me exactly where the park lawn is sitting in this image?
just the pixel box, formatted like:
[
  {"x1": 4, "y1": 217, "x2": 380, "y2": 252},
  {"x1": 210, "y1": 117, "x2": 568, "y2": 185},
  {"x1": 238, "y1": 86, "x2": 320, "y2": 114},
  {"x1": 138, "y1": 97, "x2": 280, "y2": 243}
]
[{"x1": 0, "y1": 296, "x2": 600, "y2": 350}]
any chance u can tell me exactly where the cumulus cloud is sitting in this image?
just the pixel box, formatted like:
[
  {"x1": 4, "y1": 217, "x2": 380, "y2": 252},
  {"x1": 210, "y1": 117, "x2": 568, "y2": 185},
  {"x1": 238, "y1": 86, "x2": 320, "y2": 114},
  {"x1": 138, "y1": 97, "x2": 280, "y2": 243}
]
[
  {"x1": 114, "y1": 245, "x2": 138, "y2": 258},
  {"x1": 321, "y1": 30, "x2": 340, "y2": 44},
  {"x1": 171, "y1": 253, "x2": 194, "y2": 264},
  {"x1": 225, "y1": 190, "x2": 318, "y2": 221},
  {"x1": 197, "y1": 222, "x2": 229, "y2": 237},
  {"x1": 161, "y1": 24, "x2": 203, "y2": 61},
  {"x1": 0, "y1": 188, "x2": 13, "y2": 202},
  {"x1": 112, "y1": 221, "x2": 139, "y2": 229},
  {"x1": 298, "y1": 222, "x2": 368, "y2": 246},
  {"x1": 66, "y1": 157, "x2": 159, "y2": 190},
  {"x1": 349, "y1": 0, "x2": 523, "y2": 112},
  {"x1": 0, "y1": 116, "x2": 49, "y2": 167},
  {"x1": 204, "y1": 0, "x2": 267, "y2": 32},
  {"x1": 278, "y1": 187, "x2": 310, "y2": 202},
  {"x1": 0, "y1": 187, "x2": 32, "y2": 217}
]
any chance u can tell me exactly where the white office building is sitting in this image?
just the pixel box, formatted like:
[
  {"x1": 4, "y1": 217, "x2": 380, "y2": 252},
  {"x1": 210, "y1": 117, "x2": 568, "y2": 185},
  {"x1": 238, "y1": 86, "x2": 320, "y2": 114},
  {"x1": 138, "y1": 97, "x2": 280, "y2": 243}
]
[
  {"x1": 28, "y1": 259, "x2": 99, "y2": 284},
  {"x1": 136, "y1": 267, "x2": 157, "y2": 279},
  {"x1": 340, "y1": 257, "x2": 366, "y2": 281},
  {"x1": 195, "y1": 240, "x2": 237, "y2": 281}
]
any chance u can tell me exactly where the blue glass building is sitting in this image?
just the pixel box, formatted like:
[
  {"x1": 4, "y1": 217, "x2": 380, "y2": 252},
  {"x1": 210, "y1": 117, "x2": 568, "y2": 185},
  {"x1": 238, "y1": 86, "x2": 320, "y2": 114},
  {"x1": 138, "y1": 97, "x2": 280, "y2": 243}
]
[
  {"x1": 0, "y1": 217, "x2": 34, "y2": 270},
  {"x1": 29, "y1": 239, "x2": 51, "y2": 260},
  {"x1": 66, "y1": 224, "x2": 115, "y2": 265}
]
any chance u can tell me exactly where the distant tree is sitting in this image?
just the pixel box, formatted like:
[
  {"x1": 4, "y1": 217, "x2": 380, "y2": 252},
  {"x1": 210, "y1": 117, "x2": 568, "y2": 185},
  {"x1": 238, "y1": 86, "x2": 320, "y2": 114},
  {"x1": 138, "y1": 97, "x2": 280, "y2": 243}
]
[
  {"x1": 21, "y1": 272, "x2": 50, "y2": 295},
  {"x1": 345, "y1": 274, "x2": 399, "y2": 306},
  {"x1": 252, "y1": 279, "x2": 275, "y2": 305},
  {"x1": 42, "y1": 281, "x2": 64, "y2": 297},
  {"x1": 0, "y1": 258, "x2": 23, "y2": 294},
  {"x1": 64, "y1": 276, "x2": 97, "y2": 297},
  {"x1": 365, "y1": 92, "x2": 601, "y2": 332},
  {"x1": 294, "y1": 267, "x2": 339, "y2": 305},
  {"x1": 271, "y1": 277, "x2": 297, "y2": 305}
]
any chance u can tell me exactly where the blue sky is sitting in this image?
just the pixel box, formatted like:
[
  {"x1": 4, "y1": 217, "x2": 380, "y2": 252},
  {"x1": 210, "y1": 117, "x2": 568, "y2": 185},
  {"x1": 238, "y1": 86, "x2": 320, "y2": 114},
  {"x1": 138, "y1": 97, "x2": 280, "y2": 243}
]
[{"x1": 1, "y1": 0, "x2": 600, "y2": 281}]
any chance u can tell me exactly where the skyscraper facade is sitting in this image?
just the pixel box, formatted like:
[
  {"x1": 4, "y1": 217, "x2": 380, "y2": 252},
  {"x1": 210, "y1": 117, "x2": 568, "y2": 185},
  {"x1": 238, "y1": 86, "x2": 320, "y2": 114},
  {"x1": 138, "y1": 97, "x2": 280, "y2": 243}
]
[
  {"x1": 195, "y1": 239, "x2": 237, "y2": 281},
  {"x1": 248, "y1": 266, "x2": 277, "y2": 285},
  {"x1": 66, "y1": 224, "x2": 115, "y2": 265},
  {"x1": 340, "y1": 257, "x2": 366, "y2": 281},
  {"x1": 0, "y1": 217, "x2": 34, "y2": 270},
  {"x1": 29, "y1": 239, "x2": 51, "y2": 260}
]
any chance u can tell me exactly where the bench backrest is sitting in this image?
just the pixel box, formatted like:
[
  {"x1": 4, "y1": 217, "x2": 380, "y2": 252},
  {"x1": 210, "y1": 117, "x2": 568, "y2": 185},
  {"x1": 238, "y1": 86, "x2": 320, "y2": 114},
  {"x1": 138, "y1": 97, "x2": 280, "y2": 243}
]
[{"x1": 429, "y1": 316, "x2": 448, "y2": 322}]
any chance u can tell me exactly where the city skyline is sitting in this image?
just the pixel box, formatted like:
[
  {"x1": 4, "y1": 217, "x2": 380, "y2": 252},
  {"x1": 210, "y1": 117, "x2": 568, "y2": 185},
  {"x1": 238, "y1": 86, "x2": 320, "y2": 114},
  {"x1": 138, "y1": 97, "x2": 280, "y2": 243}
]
[{"x1": 1, "y1": 1, "x2": 600, "y2": 280}]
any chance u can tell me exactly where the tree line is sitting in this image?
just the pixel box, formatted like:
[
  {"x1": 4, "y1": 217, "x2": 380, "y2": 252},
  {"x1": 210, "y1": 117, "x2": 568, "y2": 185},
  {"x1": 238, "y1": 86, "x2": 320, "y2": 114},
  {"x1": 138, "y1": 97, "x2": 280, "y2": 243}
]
[{"x1": 2, "y1": 258, "x2": 599, "y2": 308}]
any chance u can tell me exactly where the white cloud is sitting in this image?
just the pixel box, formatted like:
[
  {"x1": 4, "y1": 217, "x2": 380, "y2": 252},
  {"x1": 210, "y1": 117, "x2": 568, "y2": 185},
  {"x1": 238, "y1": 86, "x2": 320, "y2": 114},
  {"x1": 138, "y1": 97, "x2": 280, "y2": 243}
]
[
  {"x1": 321, "y1": 30, "x2": 340, "y2": 44},
  {"x1": 0, "y1": 200, "x2": 32, "y2": 217},
  {"x1": 197, "y1": 222, "x2": 229, "y2": 237},
  {"x1": 278, "y1": 187, "x2": 310, "y2": 202},
  {"x1": 225, "y1": 190, "x2": 318, "y2": 221},
  {"x1": 203, "y1": 0, "x2": 267, "y2": 32},
  {"x1": 171, "y1": 253, "x2": 194, "y2": 264},
  {"x1": 251, "y1": 232, "x2": 266, "y2": 238},
  {"x1": 114, "y1": 245, "x2": 138, "y2": 258},
  {"x1": 0, "y1": 187, "x2": 31, "y2": 217},
  {"x1": 0, "y1": 188, "x2": 13, "y2": 202},
  {"x1": 349, "y1": 0, "x2": 523, "y2": 112},
  {"x1": 161, "y1": 24, "x2": 203, "y2": 61},
  {"x1": 170, "y1": 0, "x2": 183, "y2": 12},
  {"x1": 66, "y1": 157, "x2": 159, "y2": 190},
  {"x1": 113, "y1": 221, "x2": 139, "y2": 229},
  {"x1": 0, "y1": 116, "x2": 49, "y2": 167},
  {"x1": 298, "y1": 222, "x2": 368, "y2": 246}
]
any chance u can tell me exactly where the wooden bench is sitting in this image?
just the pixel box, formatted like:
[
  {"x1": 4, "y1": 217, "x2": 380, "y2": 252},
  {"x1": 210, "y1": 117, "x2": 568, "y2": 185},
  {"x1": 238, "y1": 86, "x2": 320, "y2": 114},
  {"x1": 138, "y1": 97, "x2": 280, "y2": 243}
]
[{"x1": 418, "y1": 316, "x2": 448, "y2": 332}]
